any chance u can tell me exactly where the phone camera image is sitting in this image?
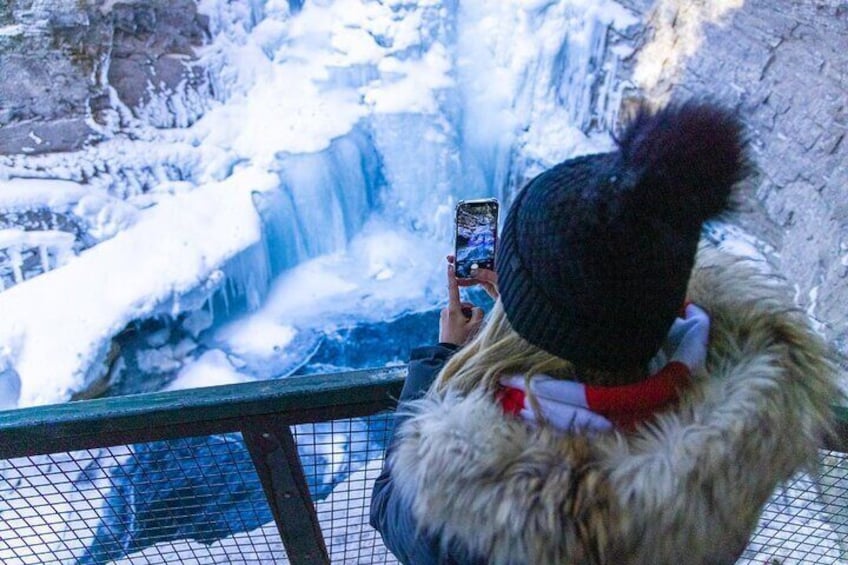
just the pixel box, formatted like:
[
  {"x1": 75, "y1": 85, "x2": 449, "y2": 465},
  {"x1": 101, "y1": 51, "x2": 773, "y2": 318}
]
[{"x1": 455, "y1": 200, "x2": 498, "y2": 279}]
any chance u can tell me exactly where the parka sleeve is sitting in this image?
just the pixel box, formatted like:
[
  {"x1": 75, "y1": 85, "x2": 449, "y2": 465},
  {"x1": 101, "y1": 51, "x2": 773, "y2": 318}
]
[
  {"x1": 398, "y1": 344, "x2": 458, "y2": 404},
  {"x1": 369, "y1": 344, "x2": 457, "y2": 564}
]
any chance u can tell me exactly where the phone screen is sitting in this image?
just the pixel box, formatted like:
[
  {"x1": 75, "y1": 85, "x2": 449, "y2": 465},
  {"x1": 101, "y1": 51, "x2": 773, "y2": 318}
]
[{"x1": 454, "y1": 199, "x2": 499, "y2": 279}]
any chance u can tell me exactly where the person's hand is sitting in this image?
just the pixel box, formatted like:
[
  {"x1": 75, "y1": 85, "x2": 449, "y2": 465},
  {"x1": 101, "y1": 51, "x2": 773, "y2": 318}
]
[
  {"x1": 439, "y1": 261, "x2": 484, "y2": 346},
  {"x1": 448, "y1": 255, "x2": 499, "y2": 300}
]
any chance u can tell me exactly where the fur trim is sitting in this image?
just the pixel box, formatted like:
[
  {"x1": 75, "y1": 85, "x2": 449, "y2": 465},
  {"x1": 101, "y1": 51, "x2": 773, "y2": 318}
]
[{"x1": 389, "y1": 244, "x2": 842, "y2": 564}]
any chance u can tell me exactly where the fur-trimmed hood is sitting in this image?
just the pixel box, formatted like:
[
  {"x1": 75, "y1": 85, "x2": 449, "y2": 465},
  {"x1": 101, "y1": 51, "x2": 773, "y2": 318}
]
[{"x1": 388, "y1": 245, "x2": 842, "y2": 564}]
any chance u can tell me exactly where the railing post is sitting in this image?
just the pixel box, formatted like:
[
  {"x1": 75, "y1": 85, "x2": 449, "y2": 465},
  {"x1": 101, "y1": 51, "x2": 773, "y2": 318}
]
[{"x1": 243, "y1": 418, "x2": 330, "y2": 565}]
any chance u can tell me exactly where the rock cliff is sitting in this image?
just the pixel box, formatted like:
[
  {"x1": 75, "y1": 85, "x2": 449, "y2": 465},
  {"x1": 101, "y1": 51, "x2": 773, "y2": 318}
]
[
  {"x1": 0, "y1": 0, "x2": 209, "y2": 155},
  {"x1": 620, "y1": 0, "x2": 848, "y2": 364}
]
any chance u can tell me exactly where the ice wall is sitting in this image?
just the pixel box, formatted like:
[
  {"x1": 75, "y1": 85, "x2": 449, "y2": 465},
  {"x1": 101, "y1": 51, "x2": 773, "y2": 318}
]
[{"x1": 0, "y1": 0, "x2": 639, "y2": 406}]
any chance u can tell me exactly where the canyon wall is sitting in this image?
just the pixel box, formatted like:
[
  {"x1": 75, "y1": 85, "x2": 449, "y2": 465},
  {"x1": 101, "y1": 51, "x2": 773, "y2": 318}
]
[{"x1": 620, "y1": 0, "x2": 848, "y2": 364}]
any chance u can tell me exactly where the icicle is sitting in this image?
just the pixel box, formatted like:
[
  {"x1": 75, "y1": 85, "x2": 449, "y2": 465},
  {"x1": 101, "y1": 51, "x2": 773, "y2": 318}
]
[
  {"x1": 9, "y1": 246, "x2": 23, "y2": 284},
  {"x1": 171, "y1": 290, "x2": 181, "y2": 318},
  {"x1": 53, "y1": 243, "x2": 74, "y2": 268},
  {"x1": 220, "y1": 281, "x2": 230, "y2": 317},
  {"x1": 38, "y1": 244, "x2": 50, "y2": 274}
]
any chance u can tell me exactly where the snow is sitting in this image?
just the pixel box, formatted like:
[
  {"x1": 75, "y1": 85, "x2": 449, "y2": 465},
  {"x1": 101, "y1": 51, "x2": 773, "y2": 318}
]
[
  {"x1": 632, "y1": 0, "x2": 744, "y2": 98},
  {"x1": 0, "y1": 179, "x2": 89, "y2": 210},
  {"x1": 364, "y1": 42, "x2": 453, "y2": 114},
  {"x1": 0, "y1": 166, "x2": 276, "y2": 406},
  {"x1": 0, "y1": 25, "x2": 23, "y2": 38},
  {"x1": 215, "y1": 317, "x2": 297, "y2": 360},
  {"x1": 0, "y1": 0, "x2": 636, "y2": 408},
  {"x1": 0, "y1": 229, "x2": 75, "y2": 286},
  {"x1": 3, "y1": 1, "x2": 841, "y2": 562},
  {"x1": 259, "y1": 219, "x2": 446, "y2": 326},
  {"x1": 163, "y1": 350, "x2": 256, "y2": 391}
]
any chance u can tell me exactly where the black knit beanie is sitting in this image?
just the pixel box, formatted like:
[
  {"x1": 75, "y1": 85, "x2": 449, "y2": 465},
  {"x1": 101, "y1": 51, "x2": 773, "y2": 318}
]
[{"x1": 496, "y1": 102, "x2": 747, "y2": 371}]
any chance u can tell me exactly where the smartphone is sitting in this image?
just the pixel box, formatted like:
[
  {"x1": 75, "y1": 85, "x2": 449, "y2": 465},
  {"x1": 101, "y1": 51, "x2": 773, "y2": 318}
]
[{"x1": 454, "y1": 198, "x2": 499, "y2": 279}]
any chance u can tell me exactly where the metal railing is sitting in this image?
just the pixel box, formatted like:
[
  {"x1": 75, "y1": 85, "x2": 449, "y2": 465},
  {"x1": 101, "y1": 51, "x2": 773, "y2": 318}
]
[{"x1": 0, "y1": 367, "x2": 845, "y2": 564}]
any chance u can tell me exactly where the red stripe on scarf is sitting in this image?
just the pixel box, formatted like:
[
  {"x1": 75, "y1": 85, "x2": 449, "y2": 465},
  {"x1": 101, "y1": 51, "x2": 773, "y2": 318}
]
[
  {"x1": 497, "y1": 362, "x2": 691, "y2": 431},
  {"x1": 584, "y1": 361, "x2": 690, "y2": 430},
  {"x1": 498, "y1": 386, "x2": 526, "y2": 416}
]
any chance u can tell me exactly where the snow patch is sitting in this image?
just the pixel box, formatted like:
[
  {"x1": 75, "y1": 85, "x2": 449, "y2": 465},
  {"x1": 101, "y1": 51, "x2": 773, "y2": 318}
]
[
  {"x1": 633, "y1": 0, "x2": 744, "y2": 99},
  {"x1": 0, "y1": 167, "x2": 275, "y2": 407},
  {"x1": 216, "y1": 316, "x2": 297, "y2": 358},
  {"x1": 163, "y1": 349, "x2": 255, "y2": 391}
]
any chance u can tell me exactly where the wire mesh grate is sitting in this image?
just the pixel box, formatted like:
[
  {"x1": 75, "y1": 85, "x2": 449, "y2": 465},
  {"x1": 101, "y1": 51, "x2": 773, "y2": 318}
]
[
  {"x1": 0, "y1": 413, "x2": 400, "y2": 564},
  {"x1": 739, "y1": 450, "x2": 848, "y2": 564},
  {"x1": 293, "y1": 413, "x2": 398, "y2": 565},
  {"x1": 0, "y1": 435, "x2": 281, "y2": 564},
  {"x1": 0, "y1": 405, "x2": 845, "y2": 564}
]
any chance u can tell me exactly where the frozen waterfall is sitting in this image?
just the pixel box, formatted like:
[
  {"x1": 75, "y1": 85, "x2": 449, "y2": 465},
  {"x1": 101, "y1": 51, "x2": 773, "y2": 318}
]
[{"x1": 0, "y1": 0, "x2": 636, "y2": 408}]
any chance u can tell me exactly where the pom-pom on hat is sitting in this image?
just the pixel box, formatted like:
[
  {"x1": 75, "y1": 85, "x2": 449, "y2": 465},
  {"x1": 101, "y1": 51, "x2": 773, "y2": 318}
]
[{"x1": 496, "y1": 101, "x2": 747, "y2": 372}]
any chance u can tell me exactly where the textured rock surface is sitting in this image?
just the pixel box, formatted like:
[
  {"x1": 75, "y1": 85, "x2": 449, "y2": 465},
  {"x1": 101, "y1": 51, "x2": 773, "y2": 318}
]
[
  {"x1": 0, "y1": 0, "x2": 209, "y2": 154},
  {"x1": 620, "y1": 0, "x2": 848, "y2": 362},
  {"x1": 107, "y1": 0, "x2": 210, "y2": 127}
]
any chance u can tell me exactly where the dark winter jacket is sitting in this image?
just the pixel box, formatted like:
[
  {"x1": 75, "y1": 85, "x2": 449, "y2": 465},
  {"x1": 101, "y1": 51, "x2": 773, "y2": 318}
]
[
  {"x1": 370, "y1": 245, "x2": 841, "y2": 564},
  {"x1": 370, "y1": 343, "x2": 486, "y2": 564}
]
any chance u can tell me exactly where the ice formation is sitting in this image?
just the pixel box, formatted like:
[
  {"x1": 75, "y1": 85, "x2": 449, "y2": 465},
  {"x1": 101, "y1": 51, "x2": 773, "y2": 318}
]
[
  {"x1": 0, "y1": 3, "x2": 840, "y2": 563},
  {"x1": 0, "y1": 0, "x2": 636, "y2": 408}
]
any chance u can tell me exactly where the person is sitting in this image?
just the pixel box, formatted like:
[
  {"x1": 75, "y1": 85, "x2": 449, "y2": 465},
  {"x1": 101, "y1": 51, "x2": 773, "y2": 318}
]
[{"x1": 370, "y1": 101, "x2": 841, "y2": 564}]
